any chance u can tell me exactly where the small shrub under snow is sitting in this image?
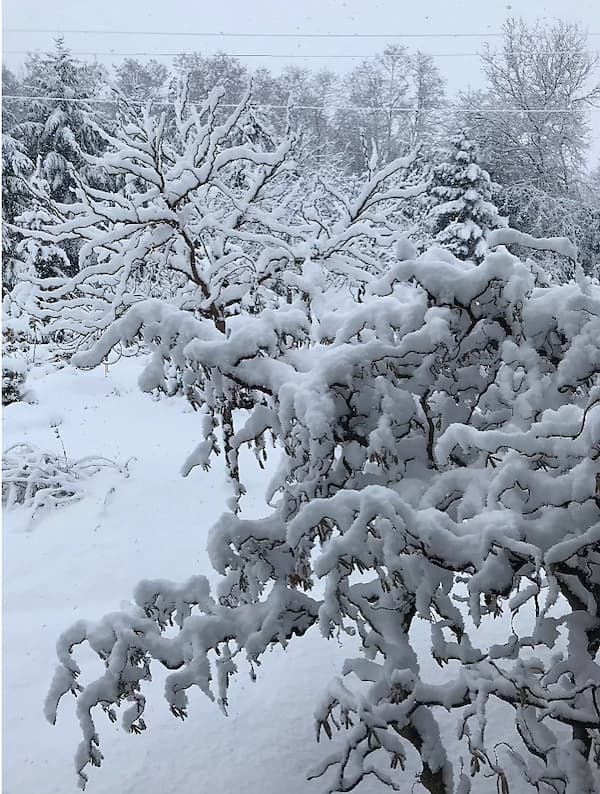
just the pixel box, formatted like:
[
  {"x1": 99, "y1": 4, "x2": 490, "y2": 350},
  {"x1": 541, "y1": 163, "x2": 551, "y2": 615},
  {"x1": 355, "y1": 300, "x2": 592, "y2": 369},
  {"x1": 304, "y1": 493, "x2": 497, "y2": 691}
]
[{"x1": 2, "y1": 442, "x2": 129, "y2": 519}]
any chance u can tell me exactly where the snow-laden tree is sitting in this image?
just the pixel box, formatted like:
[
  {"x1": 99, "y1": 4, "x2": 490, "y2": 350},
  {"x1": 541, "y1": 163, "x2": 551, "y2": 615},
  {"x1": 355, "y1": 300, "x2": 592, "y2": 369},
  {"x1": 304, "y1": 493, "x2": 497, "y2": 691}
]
[
  {"x1": 334, "y1": 46, "x2": 446, "y2": 173},
  {"x1": 455, "y1": 20, "x2": 599, "y2": 275},
  {"x1": 13, "y1": 37, "x2": 108, "y2": 204},
  {"x1": 6, "y1": 39, "x2": 113, "y2": 280},
  {"x1": 3, "y1": 66, "x2": 35, "y2": 288},
  {"x1": 173, "y1": 51, "x2": 249, "y2": 109},
  {"x1": 16, "y1": 84, "x2": 425, "y2": 502},
  {"x1": 491, "y1": 183, "x2": 600, "y2": 280},
  {"x1": 296, "y1": 142, "x2": 428, "y2": 293},
  {"x1": 114, "y1": 58, "x2": 169, "y2": 103},
  {"x1": 2, "y1": 133, "x2": 34, "y2": 290},
  {"x1": 2, "y1": 109, "x2": 46, "y2": 399},
  {"x1": 2, "y1": 65, "x2": 28, "y2": 150},
  {"x1": 426, "y1": 132, "x2": 506, "y2": 263},
  {"x1": 44, "y1": 224, "x2": 599, "y2": 792},
  {"x1": 472, "y1": 19, "x2": 599, "y2": 196},
  {"x1": 14, "y1": 85, "x2": 296, "y2": 333}
]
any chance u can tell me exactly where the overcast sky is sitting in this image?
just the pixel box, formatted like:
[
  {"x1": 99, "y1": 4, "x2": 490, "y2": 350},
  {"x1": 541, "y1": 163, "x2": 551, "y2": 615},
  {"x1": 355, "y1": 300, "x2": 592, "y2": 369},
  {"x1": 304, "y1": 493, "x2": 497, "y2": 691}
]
[{"x1": 3, "y1": 0, "x2": 600, "y2": 163}]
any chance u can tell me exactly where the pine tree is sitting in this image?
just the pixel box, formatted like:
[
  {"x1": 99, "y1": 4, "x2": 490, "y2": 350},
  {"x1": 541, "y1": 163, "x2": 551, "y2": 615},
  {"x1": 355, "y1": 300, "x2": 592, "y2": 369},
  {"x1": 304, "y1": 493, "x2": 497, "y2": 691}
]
[
  {"x1": 8, "y1": 39, "x2": 113, "y2": 279},
  {"x1": 426, "y1": 130, "x2": 505, "y2": 262},
  {"x1": 2, "y1": 65, "x2": 23, "y2": 134},
  {"x1": 13, "y1": 37, "x2": 108, "y2": 204},
  {"x1": 2, "y1": 68, "x2": 34, "y2": 289},
  {"x1": 2, "y1": 134, "x2": 34, "y2": 290}
]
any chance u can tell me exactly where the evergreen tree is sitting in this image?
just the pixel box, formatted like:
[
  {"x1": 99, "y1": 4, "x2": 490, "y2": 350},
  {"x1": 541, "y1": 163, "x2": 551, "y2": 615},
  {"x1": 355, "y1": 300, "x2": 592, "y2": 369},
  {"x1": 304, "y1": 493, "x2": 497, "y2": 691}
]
[
  {"x1": 2, "y1": 65, "x2": 36, "y2": 288},
  {"x1": 1, "y1": 133, "x2": 34, "y2": 290},
  {"x1": 2, "y1": 66, "x2": 23, "y2": 134},
  {"x1": 8, "y1": 39, "x2": 113, "y2": 279},
  {"x1": 426, "y1": 131, "x2": 505, "y2": 262},
  {"x1": 14, "y1": 37, "x2": 108, "y2": 204}
]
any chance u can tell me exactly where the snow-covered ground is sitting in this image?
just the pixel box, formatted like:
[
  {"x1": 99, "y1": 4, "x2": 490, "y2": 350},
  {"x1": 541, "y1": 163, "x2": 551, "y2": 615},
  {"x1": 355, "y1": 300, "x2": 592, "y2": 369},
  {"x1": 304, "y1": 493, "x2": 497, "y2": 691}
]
[
  {"x1": 4, "y1": 357, "x2": 368, "y2": 794},
  {"x1": 3, "y1": 357, "x2": 522, "y2": 794}
]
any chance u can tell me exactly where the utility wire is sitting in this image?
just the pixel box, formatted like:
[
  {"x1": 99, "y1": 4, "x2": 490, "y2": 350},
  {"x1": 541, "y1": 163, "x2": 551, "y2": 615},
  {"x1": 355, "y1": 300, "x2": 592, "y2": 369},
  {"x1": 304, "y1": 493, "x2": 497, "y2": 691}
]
[
  {"x1": 6, "y1": 27, "x2": 600, "y2": 39},
  {"x1": 1, "y1": 49, "x2": 487, "y2": 59},
  {"x1": 5, "y1": 48, "x2": 600, "y2": 59},
  {"x1": 4, "y1": 94, "x2": 600, "y2": 114}
]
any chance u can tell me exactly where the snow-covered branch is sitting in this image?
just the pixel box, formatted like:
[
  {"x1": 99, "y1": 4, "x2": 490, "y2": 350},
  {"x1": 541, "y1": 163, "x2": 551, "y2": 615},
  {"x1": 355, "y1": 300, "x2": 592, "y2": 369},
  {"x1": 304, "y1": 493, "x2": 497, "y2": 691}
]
[{"x1": 46, "y1": 244, "x2": 600, "y2": 792}]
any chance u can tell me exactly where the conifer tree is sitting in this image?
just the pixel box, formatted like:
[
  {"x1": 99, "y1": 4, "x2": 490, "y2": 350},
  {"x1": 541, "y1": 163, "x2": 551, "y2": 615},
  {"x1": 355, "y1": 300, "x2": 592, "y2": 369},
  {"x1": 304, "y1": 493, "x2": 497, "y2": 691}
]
[
  {"x1": 426, "y1": 130, "x2": 505, "y2": 262},
  {"x1": 2, "y1": 67, "x2": 34, "y2": 288},
  {"x1": 1, "y1": 134, "x2": 34, "y2": 290},
  {"x1": 13, "y1": 37, "x2": 108, "y2": 204}
]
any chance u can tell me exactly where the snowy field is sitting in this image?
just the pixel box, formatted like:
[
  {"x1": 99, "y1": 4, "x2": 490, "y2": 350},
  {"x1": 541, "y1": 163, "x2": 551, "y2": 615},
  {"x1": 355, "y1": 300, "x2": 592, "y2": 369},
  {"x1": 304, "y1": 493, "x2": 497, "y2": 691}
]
[{"x1": 4, "y1": 356, "x2": 368, "y2": 794}]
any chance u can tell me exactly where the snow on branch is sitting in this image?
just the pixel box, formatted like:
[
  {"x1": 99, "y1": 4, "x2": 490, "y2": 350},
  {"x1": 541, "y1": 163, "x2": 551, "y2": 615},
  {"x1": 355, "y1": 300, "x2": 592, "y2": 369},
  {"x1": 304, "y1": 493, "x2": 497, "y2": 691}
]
[
  {"x1": 488, "y1": 227, "x2": 578, "y2": 261},
  {"x1": 44, "y1": 242, "x2": 600, "y2": 793}
]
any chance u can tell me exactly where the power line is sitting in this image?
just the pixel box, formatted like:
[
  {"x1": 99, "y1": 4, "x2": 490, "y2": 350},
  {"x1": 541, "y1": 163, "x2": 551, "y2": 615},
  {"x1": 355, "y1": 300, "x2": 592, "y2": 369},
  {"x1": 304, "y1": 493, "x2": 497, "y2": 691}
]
[
  {"x1": 3, "y1": 49, "x2": 480, "y2": 59},
  {"x1": 6, "y1": 27, "x2": 600, "y2": 39},
  {"x1": 5, "y1": 48, "x2": 599, "y2": 60},
  {"x1": 4, "y1": 94, "x2": 600, "y2": 114}
]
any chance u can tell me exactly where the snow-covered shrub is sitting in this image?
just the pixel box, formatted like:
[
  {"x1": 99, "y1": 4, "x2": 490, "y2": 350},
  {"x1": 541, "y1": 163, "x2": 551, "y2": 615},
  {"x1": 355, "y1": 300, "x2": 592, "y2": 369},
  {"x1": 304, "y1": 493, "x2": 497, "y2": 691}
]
[
  {"x1": 1, "y1": 310, "x2": 38, "y2": 405},
  {"x1": 46, "y1": 243, "x2": 600, "y2": 793},
  {"x1": 2, "y1": 442, "x2": 129, "y2": 520},
  {"x1": 2, "y1": 359, "x2": 28, "y2": 406}
]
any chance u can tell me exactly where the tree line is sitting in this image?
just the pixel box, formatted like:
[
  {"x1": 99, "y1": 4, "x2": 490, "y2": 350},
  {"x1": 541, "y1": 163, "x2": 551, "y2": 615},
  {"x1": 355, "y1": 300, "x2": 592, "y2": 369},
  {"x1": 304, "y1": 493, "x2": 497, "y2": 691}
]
[{"x1": 2, "y1": 17, "x2": 600, "y2": 284}]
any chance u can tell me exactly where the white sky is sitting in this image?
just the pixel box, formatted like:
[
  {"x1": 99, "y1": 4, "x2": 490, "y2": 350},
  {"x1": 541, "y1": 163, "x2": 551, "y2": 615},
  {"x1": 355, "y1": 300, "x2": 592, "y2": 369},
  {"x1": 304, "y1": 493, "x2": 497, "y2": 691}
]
[{"x1": 2, "y1": 0, "x2": 600, "y2": 164}]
